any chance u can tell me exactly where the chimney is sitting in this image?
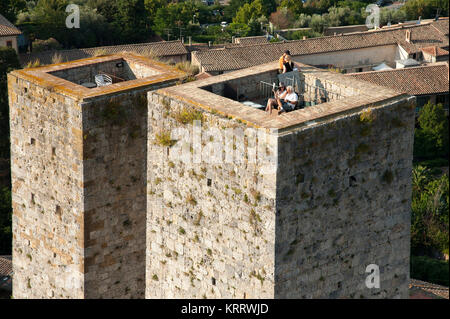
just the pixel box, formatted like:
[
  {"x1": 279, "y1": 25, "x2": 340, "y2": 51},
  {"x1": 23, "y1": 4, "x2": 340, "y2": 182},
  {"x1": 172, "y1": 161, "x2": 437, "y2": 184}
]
[
  {"x1": 188, "y1": 36, "x2": 192, "y2": 46},
  {"x1": 334, "y1": 32, "x2": 337, "y2": 36},
  {"x1": 303, "y1": 36, "x2": 307, "y2": 40},
  {"x1": 232, "y1": 36, "x2": 235, "y2": 44},
  {"x1": 405, "y1": 29, "x2": 411, "y2": 43},
  {"x1": 208, "y1": 41, "x2": 212, "y2": 48},
  {"x1": 181, "y1": 37, "x2": 184, "y2": 44}
]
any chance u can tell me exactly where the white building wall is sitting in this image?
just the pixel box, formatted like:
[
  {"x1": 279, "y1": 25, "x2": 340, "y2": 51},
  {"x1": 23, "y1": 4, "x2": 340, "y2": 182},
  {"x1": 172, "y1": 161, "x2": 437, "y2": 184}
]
[
  {"x1": 0, "y1": 36, "x2": 18, "y2": 52},
  {"x1": 293, "y1": 45, "x2": 398, "y2": 71}
]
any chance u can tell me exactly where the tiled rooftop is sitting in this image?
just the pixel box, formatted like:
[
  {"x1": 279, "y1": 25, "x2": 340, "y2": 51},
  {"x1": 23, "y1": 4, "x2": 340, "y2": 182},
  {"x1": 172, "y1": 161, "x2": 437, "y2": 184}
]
[
  {"x1": 348, "y1": 63, "x2": 449, "y2": 96},
  {"x1": 193, "y1": 19, "x2": 449, "y2": 72},
  {"x1": 409, "y1": 279, "x2": 449, "y2": 299},
  {"x1": 234, "y1": 35, "x2": 270, "y2": 45},
  {"x1": 0, "y1": 13, "x2": 22, "y2": 37},
  {"x1": 19, "y1": 40, "x2": 188, "y2": 66},
  {"x1": 11, "y1": 53, "x2": 186, "y2": 101},
  {"x1": 156, "y1": 61, "x2": 407, "y2": 132},
  {"x1": 421, "y1": 46, "x2": 449, "y2": 57},
  {"x1": 0, "y1": 256, "x2": 12, "y2": 277}
]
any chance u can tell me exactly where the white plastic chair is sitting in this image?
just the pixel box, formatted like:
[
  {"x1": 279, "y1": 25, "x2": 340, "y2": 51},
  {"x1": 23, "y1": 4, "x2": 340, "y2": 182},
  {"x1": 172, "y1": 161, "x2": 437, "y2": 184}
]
[{"x1": 95, "y1": 74, "x2": 112, "y2": 87}]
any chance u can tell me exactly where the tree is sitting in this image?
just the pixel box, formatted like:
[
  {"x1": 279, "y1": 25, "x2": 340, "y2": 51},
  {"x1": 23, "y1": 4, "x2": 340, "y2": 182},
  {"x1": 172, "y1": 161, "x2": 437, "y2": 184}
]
[
  {"x1": 269, "y1": 7, "x2": 295, "y2": 29},
  {"x1": 224, "y1": 0, "x2": 252, "y2": 20},
  {"x1": 0, "y1": 0, "x2": 27, "y2": 23},
  {"x1": 153, "y1": 1, "x2": 197, "y2": 37},
  {"x1": 279, "y1": 0, "x2": 304, "y2": 15},
  {"x1": 309, "y1": 13, "x2": 327, "y2": 33},
  {"x1": 233, "y1": 0, "x2": 264, "y2": 24},
  {"x1": 413, "y1": 165, "x2": 430, "y2": 193},
  {"x1": 401, "y1": 0, "x2": 449, "y2": 20},
  {"x1": 411, "y1": 173, "x2": 449, "y2": 256},
  {"x1": 414, "y1": 102, "x2": 449, "y2": 160},
  {"x1": 113, "y1": 0, "x2": 151, "y2": 43}
]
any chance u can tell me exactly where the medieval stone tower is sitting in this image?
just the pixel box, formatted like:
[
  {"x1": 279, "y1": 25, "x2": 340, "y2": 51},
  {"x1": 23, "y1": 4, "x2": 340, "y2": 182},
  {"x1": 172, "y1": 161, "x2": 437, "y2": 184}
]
[
  {"x1": 9, "y1": 57, "x2": 415, "y2": 299},
  {"x1": 8, "y1": 54, "x2": 186, "y2": 298}
]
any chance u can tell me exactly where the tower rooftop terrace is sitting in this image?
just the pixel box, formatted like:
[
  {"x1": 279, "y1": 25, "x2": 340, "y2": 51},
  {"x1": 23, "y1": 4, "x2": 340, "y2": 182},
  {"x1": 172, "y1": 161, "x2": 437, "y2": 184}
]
[
  {"x1": 157, "y1": 61, "x2": 410, "y2": 132},
  {"x1": 10, "y1": 53, "x2": 186, "y2": 101}
]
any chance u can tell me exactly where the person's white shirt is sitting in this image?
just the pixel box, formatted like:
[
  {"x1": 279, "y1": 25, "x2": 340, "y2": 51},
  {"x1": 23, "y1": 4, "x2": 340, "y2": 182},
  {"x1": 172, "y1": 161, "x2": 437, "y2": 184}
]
[{"x1": 285, "y1": 92, "x2": 298, "y2": 107}]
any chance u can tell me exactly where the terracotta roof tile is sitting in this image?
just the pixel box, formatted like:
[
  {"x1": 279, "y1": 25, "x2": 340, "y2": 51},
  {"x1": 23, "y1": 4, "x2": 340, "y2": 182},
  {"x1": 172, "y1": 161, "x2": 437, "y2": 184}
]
[
  {"x1": 348, "y1": 63, "x2": 449, "y2": 96},
  {"x1": 0, "y1": 14, "x2": 21, "y2": 36},
  {"x1": 235, "y1": 36, "x2": 269, "y2": 45},
  {"x1": 19, "y1": 40, "x2": 188, "y2": 66},
  {"x1": 0, "y1": 256, "x2": 12, "y2": 277},
  {"x1": 410, "y1": 279, "x2": 449, "y2": 299},
  {"x1": 421, "y1": 46, "x2": 449, "y2": 57},
  {"x1": 193, "y1": 19, "x2": 449, "y2": 72}
]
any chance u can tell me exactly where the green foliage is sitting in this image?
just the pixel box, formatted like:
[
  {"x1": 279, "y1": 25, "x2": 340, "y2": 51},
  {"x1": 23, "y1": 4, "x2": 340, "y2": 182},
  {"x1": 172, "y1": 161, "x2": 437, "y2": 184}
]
[
  {"x1": 283, "y1": 29, "x2": 323, "y2": 40},
  {"x1": 32, "y1": 37, "x2": 62, "y2": 53},
  {"x1": 411, "y1": 166, "x2": 449, "y2": 256},
  {"x1": 0, "y1": 0, "x2": 27, "y2": 23},
  {"x1": 269, "y1": 7, "x2": 295, "y2": 29},
  {"x1": 279, "y1": 0, "x2": 304, "y2": 15},
  {"x1": 401, "y1": 0, "x2": 449, "y2": 20},
  {"x1": 17, "y1": 0, "x2": 150, "y2": 48},
  {"x1": 233, "y1": 1, "x2": 262, "y2": 24},
  {"x1": 155, "y1": 130, "x2": 177, "y2": 147},
  {"x1": 411, "y1": 255, "x2": 449, "y2": 287},
  {"x1": 414, "y1": 102, "x2": 449, "y2": 160},
  {"x1": 359, "y1": 108, "x2": 374, "y2": 124},
  {"x1": 173, "y1": 108, "x2": 203, "y2": 125}
]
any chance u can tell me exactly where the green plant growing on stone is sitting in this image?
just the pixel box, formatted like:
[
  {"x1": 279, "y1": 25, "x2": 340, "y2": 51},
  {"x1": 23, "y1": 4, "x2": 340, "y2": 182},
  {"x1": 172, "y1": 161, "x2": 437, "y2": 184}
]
[
  {"x1": 232, "y1": 187, "x2": 241, "y2": 195},
  {"x1": 250, "y1": 271, "x2": 265, "y2": 286},
  {"x1": 207, "y1": 248, "x2": 212, "y2": 256},
  {"x1": 152, "y1": 274, "x2": 159, "y2": 281},
  {"x1": 178, "y1": 227, "x2": 186, "y2": 235},
  {"x1": 155, "y1": 130, "x2": 177, "y2": 147},
  {"x1": 360, "y1": 108, "x2": 375, "y2": 124},
  {"x1": 249, "y1": 209, "x2": 262, "y2": 226},
  {"x1": 173, "y1": 108, "x2": 203, "y2": 125}
]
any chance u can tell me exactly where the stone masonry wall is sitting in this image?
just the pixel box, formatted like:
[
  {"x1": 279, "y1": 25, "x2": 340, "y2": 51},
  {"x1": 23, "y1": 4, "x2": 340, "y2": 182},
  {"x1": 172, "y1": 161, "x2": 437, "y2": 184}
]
[
  {"x1": 80, "y1": 91, "x2": 148, "y2": 298},
  {"x1": 274, "y1": 97, "x2": 415, "y2": 298},
  {"x1": 146, "y1": 92, "x2": 278, "y2": 298},
  {"x1": 76, "y1": 79, "x2": 181, "y2": 298},
  {"x1": 8, "y1": 74, "x2": 85, "y2": 299},
  {"x1": 10, "y1": 65, "x2": 183, "y2": 298}
]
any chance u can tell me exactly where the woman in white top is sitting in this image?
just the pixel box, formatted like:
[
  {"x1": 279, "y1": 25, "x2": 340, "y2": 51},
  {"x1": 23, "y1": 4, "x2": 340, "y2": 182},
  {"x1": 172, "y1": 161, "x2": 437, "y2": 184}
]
[{"x1": 265, "y1": 82, "x2": 287, "y2": 114}]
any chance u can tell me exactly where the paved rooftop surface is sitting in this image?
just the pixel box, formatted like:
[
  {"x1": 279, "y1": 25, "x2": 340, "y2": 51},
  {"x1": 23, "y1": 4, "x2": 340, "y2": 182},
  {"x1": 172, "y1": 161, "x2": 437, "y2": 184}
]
[
  {"x1": 157, "y1": 61, "x2": 408, "y2": 132},
  {"x1": 11, "y1": 53, "x2": 187, "y2": 101}
]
